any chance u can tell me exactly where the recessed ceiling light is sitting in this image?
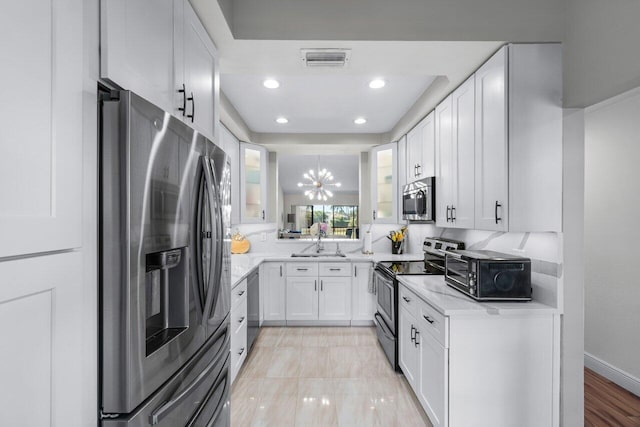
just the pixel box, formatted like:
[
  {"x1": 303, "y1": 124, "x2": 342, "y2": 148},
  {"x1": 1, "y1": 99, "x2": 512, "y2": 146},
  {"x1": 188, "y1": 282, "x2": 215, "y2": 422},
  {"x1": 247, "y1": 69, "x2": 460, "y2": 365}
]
[
  {"x1": 263, "y1": 79, "x2": 280, "y2": 89},
  {"x1": 276, "y1": 117, "x2": 289, "y2": 124},
  {"x1": 354, "y1": 118, "x2": 367, "y2": 125},
  {"x1": 369, "y1": 79, "x2": 386, "y2": 89}
]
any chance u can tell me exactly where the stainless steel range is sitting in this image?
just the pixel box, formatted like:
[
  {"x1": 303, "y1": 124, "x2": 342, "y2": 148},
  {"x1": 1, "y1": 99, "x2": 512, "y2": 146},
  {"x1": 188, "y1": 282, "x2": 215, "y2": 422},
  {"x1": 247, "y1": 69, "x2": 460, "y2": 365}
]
[{"x1": 374, "y1": 237, "x2": 465, "y2": 370}]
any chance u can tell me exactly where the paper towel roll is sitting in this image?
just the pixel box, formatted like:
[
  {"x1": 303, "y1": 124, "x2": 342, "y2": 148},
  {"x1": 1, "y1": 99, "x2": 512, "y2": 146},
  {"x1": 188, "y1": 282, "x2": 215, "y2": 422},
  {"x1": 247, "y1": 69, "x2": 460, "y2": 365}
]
[{"x1": 363, "y1": 231, "x2": 372, "y2": 254}]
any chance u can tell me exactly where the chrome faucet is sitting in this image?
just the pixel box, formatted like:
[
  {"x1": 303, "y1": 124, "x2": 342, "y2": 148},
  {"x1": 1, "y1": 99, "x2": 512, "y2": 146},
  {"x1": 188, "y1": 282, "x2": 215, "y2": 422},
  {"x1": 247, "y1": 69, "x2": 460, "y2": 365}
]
[{"x1": 315, "y1": 232, "x2": 324, "y2": 253}]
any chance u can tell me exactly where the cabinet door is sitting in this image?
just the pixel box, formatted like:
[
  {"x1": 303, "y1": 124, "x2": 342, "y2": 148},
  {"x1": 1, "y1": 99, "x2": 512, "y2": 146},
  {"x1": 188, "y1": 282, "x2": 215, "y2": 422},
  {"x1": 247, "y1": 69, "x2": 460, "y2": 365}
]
[
  {"x1": 420, "y1": 111, "x2": 436, "y2": 178},
  {"x1": 0, "y1": 252, "x2": 84, "y2": 426},
  {"x1": 406, "y1": 125, "x2": 422, "y2": 181},
  {"x1": 180, "y1": 1, "x2": 218, "y2": 140},
  {"x1": 397, "y1": 135, "x2": 408, "y2": 217},
  {"x1": 450, "y1": 75, "x2": 476, "y2": 229},
  {"x1": 318, "y1": 277, "x2": 352, "y2": 321},
  {"x1": 263, "y1": 263, "x2": 286, "y2": 321},
  {"x1": 398, "y1": 306, "x2": 419, "y2": 388},
  {"x1": 286, "y1": 277, "x2": 318, "y2": 321},
  {"x1": 101, "y1": 0, "x2": 176, "y2": 113},
  {"x1": 419, "y1": 329, "x2": 448, "y2": 427},
  {"x1": 435, "y1": 95, "x2": 453, "y2": 228},
  {"x1": 240, "y1": 143, "x2": 268, "y2": 223},
  {"x1": 475, "y1": 46, "x2": 508, "y2": 231},
  {"x1": 220, "y1": 124, "x2": 241, "y2": 225},
  {"x1": 351, "y1": 263, "x2": 375, "y2": 321},
  {"x1": 0, "y1": 0, "x2": 83, "y2": 258},
  {"x1": 370, "y1": 142, "x2": 398, "y2": 223}
]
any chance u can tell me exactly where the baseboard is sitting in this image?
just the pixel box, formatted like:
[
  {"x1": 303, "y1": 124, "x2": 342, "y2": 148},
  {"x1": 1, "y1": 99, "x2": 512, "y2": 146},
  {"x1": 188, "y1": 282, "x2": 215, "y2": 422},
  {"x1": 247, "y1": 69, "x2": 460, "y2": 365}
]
[
  {"x1": 584, "y1": 352, "x2": 640, "y2": 397},
  {"x1": 286, "y1": 320, "x2": 351, "y2": 327}
]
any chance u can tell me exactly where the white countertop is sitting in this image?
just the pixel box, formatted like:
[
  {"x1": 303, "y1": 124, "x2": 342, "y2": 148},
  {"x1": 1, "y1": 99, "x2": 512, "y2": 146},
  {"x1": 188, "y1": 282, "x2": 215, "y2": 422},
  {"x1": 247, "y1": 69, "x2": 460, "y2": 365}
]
[
  {"x1": 398, "y1": 275, "x2": 559, "y2": 316},
  {"x1": 230, "y1": 252, "x2": 423, "y2": 288}
]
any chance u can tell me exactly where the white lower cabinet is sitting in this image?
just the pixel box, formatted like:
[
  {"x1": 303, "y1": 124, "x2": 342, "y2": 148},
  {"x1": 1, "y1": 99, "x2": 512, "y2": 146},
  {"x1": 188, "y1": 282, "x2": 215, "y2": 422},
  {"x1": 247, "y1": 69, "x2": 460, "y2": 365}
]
[
  {"x1": 230, "y1": 278, "x2": 248, "y2": 383},
  {"x1": 398, "y1": 306, "x2": 420, "y2": 386},
  {"x1": 285, "y1": 277, "x2": 318, "y2": 321},
  {"x1": 262, "y1": 262, "x2": 286, "y2": 321},
  {"x1": 418, "y1": 319, "x2": 448, "y2": 427},
  {"x1": 398, "y1": 283, "x2": 556, "y2": 427},
  {"x1": 318, "y1": 277, "x2": 352, "y2": 320},
  {"x1": 351, "y1": 263, "x2": 375, "y2": 321},
  {"x1": 283, "y1": 262, "x2": 353, "y2": 322}
]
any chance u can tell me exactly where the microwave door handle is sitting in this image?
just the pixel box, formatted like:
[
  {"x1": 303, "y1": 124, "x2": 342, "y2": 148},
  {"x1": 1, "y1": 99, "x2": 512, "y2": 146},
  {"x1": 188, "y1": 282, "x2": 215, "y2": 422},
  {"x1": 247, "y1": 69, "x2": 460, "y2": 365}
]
[{"x1": 149, "y1": 326, "x2": 230, "y2": 425}]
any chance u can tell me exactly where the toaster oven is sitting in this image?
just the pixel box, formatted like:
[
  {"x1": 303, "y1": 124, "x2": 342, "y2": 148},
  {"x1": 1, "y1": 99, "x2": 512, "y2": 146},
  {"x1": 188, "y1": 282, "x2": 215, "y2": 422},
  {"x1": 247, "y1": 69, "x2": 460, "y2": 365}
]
[{"x1": 445, "y1": 250, "x2": 532, "y2": 301}]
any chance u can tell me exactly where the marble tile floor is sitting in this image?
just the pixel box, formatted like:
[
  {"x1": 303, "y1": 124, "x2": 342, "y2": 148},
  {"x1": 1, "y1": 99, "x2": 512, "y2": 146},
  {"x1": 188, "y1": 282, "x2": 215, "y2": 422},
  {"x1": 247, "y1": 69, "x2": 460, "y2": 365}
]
[{"x1": 231, "y1": 326, "x2": 432, "y2": 427}]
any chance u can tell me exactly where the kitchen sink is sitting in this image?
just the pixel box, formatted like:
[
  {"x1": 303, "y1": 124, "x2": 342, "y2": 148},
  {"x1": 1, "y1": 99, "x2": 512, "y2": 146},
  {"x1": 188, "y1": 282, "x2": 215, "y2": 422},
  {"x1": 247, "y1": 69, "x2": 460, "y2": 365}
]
[{"x1": 290, "y1": 253, "x2": 347, "y2": 258}]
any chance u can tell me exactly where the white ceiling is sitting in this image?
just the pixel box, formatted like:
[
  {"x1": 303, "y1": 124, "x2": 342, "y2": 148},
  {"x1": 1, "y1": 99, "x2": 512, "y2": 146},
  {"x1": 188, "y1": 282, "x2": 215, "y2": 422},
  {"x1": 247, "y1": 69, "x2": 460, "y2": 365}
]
[
  {"x1": 191, "y1": 0, "x2": 503, "y2": 136},
  {"x1": 221, "y1": 73, "x2": 436, "y2": 133},
  {"x1": 278, "y1": 154, "x2": 359, "y2": 194}
]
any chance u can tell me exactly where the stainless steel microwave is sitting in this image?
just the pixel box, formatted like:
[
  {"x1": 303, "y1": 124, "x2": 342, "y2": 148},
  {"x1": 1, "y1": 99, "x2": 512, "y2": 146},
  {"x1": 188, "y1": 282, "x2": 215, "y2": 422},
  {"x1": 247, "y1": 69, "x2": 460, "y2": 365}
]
[{"x1": 402, "y1": 177, "x2": 435, "y2": 222}]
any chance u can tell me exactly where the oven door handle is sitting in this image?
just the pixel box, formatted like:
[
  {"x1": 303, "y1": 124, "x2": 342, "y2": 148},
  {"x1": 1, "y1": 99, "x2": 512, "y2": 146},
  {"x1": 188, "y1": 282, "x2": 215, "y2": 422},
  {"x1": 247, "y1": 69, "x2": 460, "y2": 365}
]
[
  {"x1": 443, "y1": 250, "x2": 462, "y2": 260},
  {"x1": 374, "y1": 313, "x2": 395, "y2": 341}
]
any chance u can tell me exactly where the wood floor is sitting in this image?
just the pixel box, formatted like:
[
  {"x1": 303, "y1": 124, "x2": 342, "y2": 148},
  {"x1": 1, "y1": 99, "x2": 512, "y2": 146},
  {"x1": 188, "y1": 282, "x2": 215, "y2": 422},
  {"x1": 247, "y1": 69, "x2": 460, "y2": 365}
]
[{"x1": 585, "y1": 368, "x2": 640, "y2": 426}]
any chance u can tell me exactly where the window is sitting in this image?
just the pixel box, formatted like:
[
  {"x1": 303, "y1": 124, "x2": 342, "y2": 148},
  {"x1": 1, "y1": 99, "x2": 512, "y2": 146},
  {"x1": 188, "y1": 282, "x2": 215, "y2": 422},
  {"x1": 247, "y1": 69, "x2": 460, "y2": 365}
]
[{"x1": 287, "y1": 205, "x2": 359, "y2": 239}]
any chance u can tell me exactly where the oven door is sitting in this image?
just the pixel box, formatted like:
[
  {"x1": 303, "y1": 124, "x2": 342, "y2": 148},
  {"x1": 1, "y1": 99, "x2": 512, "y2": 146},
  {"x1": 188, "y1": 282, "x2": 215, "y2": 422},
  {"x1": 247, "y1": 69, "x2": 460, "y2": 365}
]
[
  {"x1": 444, "y1": 253, "x2": 471, "y2": 293},
  {"x1": 374, "y1": 268, "x2": 396, "y2": 335}
]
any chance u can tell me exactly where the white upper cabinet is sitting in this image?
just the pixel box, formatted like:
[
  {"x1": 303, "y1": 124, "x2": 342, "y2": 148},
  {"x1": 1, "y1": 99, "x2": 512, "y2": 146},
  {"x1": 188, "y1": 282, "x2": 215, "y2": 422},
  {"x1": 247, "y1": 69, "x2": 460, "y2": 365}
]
[
  {"x1": 449, "y1": 75, "x2": 476, "y2": 229},
  {"x1": 406, "y1": 111, "x2": 436, "y2": 182},
  {"x1": 435, "y1": 95, "x2": 453, "y2": 228},
  {"x1": 175, "y1": 0, "x2": 219, "y2": 141},
  {"x1": 240, "y1": 143, "x2": 268, "y2": 223},
  {"x1": 101, "y1": 0, "x2": 176, "y2": 113},
  {"x1": 475, "y1": 46, "x2": 508, "y2": 231},
  {"x1": 436, "y1": 77, "x2": 475, "y2": 230},
  {"x1": 0, "y1": 0, "x2": 83, "y2": 257},
  {"x1": 370, "y1": 142, "x2": 398, "y2": 224},
  {"x1": 220, "y1": 124, "x2": 240, "y2": 225},
  {"x1": 101, "y1": 0, "x2": 218, "y2": 141}
]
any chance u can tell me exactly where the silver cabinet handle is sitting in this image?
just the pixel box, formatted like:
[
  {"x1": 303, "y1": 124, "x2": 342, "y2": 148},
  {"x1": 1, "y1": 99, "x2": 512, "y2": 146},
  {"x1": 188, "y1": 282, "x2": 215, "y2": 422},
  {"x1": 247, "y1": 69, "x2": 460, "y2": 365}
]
[
  {"x1": 321, "y1": 280, "x2": 324, "y2": 291},
  {"x1": 238, "y1": 316, "x2": 245, "y2": 323},
  {"x1": 262, "y1": 210, "x2": 265, "y2": 220},
  {"x1": 402, "y1": 296, "x2": 411, "y2": 303},
  {"x1": 410, "y1": 325, "x2": 416, "y2": 342},
  {"x1": 177, "y1": 83, "x2": 186, "y2": 116},
  {"x1": 238, "y1": 347, "x2": 245, "y2": 356},
  {"x1": 354, "y1": 266, "x2": 357, "y2": 277},
  {"x1": 280, "y1": 265, "x2": 283, "y2": 276},
  {"x1": 373, "y1": 210, "x2": 376, "y2": 220},
  {"x1": 314, "y1": 280, "x2": 317, "y2": 291},
  {"x1": 329, "y1": 268, "x2": 341, "y2": 271},
  {"x1": 238, "y1": 290, "x2": 245, "y2": 296},
  {"x1": 423, "y1": 315, "x2": 434, "y2": 324},
  {"x1": 297, "y1": 268, "x2": 308, "y2": 271},
  {"x1": 414, "y1": 330, "x2": 420, "y2": 347},
  {"x1": 495, "y1": 201, "x2": 502, "y2": 224},
  {"x1": 186, "y1": 92, "x2": 194, "y2": 122}
]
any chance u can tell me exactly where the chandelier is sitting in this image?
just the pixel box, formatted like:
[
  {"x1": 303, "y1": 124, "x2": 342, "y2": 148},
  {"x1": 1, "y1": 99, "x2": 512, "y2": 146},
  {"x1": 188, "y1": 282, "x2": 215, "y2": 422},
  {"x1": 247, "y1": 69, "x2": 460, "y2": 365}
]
[{"x1": 297, "y1": 163, "x2": 342, "y2": 201}]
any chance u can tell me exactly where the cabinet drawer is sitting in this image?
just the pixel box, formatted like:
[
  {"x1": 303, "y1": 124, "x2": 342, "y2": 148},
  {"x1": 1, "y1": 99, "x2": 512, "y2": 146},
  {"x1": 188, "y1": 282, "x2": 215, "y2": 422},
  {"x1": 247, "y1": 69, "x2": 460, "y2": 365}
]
[
  {"x1": 286, "y1": 262, "x2": 318, "y2": 277},
  {"x1": 230, "y1": 318, "x2": 248, "y2": 382},
  {"x1": 231, "y1": 278, "x2": 248, "y2": 308},
  {"x1": 319, "y1": 263, "x2": 351, "y2": 277},
  {"x1": 231, "y1": 295, "x2": 247, "y2": 336},
  {"x1": 418, "y1": 299, "x2": 447, "y2": 348},
  {"x1": 399, "y1": 285, "x2": 420, "y2": 319}
]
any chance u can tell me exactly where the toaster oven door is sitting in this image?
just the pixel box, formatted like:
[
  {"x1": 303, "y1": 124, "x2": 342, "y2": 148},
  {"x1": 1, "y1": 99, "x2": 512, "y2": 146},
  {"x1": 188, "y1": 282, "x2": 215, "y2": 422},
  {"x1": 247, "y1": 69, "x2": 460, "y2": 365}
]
[{"x1": 444, "y1": 253, "x2": 471, "y2": 292}]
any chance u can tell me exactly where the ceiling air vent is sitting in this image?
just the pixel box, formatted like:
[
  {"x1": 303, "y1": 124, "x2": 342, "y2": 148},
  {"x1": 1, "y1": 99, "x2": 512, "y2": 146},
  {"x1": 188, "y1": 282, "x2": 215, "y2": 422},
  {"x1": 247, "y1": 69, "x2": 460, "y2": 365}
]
[{"x1": 300, "y1": 49, "x2": 351, "y2": 67}]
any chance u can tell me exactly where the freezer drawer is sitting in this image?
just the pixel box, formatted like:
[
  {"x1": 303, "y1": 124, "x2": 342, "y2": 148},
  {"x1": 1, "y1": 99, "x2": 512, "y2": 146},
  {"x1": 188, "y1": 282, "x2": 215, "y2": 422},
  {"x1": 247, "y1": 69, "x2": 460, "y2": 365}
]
[{"x1": 102, "y1": 324, "x2": 230, "y2": 427}]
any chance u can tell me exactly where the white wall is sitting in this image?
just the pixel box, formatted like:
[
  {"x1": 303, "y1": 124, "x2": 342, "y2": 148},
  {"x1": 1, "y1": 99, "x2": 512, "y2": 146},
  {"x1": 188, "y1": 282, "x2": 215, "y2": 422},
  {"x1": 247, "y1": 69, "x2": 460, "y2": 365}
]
[
  {"x1": 561, "y1": 109, "x2": 585, "y2": 426},
  {"x1": 584, "y1": 87, "x2": 640, "y2": 385}
]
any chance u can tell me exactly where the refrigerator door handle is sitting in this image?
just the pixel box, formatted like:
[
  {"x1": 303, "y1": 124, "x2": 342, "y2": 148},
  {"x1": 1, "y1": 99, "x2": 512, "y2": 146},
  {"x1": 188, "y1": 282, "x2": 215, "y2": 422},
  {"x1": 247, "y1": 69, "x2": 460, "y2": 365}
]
[
  {"x1": 186, "y1": 365, "x2": 229, "y2": 427},
  {"x1": 148, "y1": 325, "x2": 230, "y2": 425},
  {"x1": 205, "y1": 158, "x2": 224, "y2": 319},
  {"x1": 201, "y1": 157, "x2": 218, "y2": 320}
]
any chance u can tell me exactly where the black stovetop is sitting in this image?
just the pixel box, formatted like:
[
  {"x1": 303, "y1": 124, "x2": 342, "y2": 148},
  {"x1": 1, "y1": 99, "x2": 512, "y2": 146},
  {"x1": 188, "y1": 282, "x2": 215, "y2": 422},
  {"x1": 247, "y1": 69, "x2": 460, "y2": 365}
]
[{"x1": 377, "y1": 259, "x2": 444, "y2": 276}]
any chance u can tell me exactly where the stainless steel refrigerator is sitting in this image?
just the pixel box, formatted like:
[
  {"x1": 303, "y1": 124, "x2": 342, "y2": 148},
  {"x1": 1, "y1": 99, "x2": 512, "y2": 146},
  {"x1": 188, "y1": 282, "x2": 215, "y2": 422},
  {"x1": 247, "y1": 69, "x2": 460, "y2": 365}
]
[{"x1": 99, "y1": 91, "x2": 231, "y2": 426}]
